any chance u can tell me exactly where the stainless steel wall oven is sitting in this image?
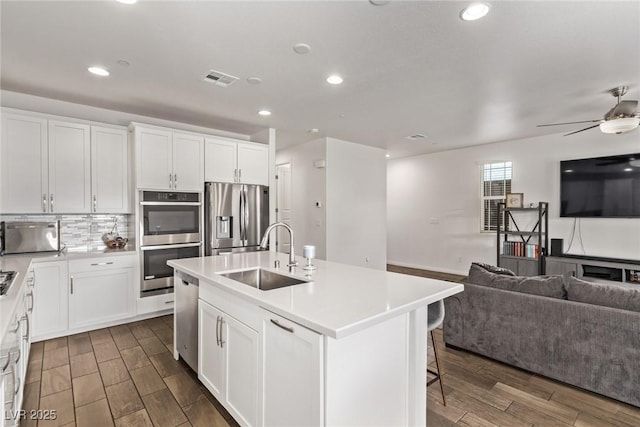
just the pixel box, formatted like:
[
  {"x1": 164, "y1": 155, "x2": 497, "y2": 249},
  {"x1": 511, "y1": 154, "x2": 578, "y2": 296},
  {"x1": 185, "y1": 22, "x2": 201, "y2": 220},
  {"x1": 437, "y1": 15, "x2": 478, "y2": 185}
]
[{"x1": 139, "y1": 191, "x2": 202, "y2": 297}]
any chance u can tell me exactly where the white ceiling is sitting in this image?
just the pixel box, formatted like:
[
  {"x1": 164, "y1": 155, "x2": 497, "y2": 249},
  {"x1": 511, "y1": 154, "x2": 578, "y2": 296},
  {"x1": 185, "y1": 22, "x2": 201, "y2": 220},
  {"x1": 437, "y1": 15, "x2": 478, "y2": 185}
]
[{"x1": 1, "y1": 1, "x2": 639, "y2": 158}]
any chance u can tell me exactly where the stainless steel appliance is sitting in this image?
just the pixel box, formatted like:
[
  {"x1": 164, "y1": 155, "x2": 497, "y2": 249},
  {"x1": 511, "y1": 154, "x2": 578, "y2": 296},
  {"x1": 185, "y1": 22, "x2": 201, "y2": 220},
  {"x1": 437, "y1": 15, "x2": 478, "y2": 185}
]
[
  {"x1": 205, "y1": 182, "x2": 269, "y2": 256},
  {"x1": 139, "y1": 191, "x2": 202, "y2": 297},
  {"x1": 0, "y1": 221, "x2": 60, "y2": 254},
  {"x1": 140, "y1": 191, "x2": 201, "y2": 246},
  {"x1": 0, "y1": 271, "x2": 17, "y2": 297},
  {"x1": 175, "y1": 270, "x2": 199, "y2": 371}
]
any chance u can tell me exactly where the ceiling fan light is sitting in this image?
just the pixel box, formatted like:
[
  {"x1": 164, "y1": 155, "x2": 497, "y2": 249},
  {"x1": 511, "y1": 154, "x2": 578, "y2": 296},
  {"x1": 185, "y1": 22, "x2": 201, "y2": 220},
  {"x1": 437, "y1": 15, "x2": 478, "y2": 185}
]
[{"x1": 599, "y1": 117, "x2": 640, "y2": 134}]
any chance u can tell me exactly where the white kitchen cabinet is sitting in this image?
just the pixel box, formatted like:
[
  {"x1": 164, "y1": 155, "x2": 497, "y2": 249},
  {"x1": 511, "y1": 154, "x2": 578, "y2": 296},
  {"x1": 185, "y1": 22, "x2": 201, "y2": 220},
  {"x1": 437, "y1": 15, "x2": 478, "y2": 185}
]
[
  {"x1": 134, "y1": 125, "x2": 204, "y2": 190},
  {"x1": 205, "y1": 138, "x2": 268, "y2": 185},
  {"x1": 68, "y1": 256, "x2": 134, "y2": 329},
  {"x1": 199, "y1": 299, "x2": 259, "y2": 427},
  {"x1": 262, "y1": 309, "x2": 323, "y2": 427},
  {"x1": 91, "y1": 126, "x2": 130, "y2": 213},
  {"x1": 48, "y1": 120, "x2": 91, "y2": 213},
  {"x1": 1, "y1": 312, "x2": 21, "y2": 427},
  {"x1": 0, "y1": 113, "x2": 48, "y2": 213},
  {"x1": 135, "y1": 126, "x2": 173, "y2": 190},
  {"x1": 172, "y1": 132, "x2": 204, "y2": 191},
  {"x1": 31, "y1": 261, "x2": 68, "y2": 340}
]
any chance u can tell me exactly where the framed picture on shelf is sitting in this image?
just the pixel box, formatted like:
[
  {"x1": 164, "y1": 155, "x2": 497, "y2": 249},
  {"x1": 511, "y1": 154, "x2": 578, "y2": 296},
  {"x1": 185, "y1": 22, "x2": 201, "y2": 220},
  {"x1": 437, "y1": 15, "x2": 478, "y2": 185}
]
[{"x1": 506, "y1": 193, "x2": 524, "y2": 208}]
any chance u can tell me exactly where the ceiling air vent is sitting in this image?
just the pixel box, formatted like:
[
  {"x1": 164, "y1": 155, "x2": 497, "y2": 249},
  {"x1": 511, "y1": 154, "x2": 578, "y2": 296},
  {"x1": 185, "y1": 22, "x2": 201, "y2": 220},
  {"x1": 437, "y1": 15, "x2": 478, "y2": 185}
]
[
  {"x1": 204, "y1": 70, "x2": 239, "y2": 87},
  {"x1": 407, "y1": 134, "x2": 426, "y2": 140}
]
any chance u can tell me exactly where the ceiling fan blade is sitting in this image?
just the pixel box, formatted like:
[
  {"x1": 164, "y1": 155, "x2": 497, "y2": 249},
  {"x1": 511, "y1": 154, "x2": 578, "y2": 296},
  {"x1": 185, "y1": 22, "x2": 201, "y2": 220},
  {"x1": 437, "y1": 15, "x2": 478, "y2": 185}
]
[
  {"x1": 564, "y1": 124, "x2": 601, "y2": 136},
  {"x1": 609, "y1": 100, "x2": 638, "y2": 118},
  {"x1": 537, "y1": 120, "x2": 601, "y2": 127}
]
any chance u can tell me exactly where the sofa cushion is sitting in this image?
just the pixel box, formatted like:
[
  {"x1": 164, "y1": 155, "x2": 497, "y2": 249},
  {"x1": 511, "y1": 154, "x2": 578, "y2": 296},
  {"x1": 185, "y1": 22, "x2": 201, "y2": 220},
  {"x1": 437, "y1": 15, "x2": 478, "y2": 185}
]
[
  {"x1": 471, "y1": 262, "x2": 516, "y2": 276},
  {"x1": 566, "y1": 276, "x2": 640, "y2": 312},
  {"x1": 468, "y1": 263, "x2": 566, "y2": 299}
]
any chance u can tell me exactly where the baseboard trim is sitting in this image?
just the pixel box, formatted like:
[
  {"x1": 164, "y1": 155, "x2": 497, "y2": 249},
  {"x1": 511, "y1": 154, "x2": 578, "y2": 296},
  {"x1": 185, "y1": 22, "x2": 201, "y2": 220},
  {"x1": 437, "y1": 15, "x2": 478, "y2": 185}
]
[{"x1": 387, "y1": 260, "x2": 467, "y2": 276}]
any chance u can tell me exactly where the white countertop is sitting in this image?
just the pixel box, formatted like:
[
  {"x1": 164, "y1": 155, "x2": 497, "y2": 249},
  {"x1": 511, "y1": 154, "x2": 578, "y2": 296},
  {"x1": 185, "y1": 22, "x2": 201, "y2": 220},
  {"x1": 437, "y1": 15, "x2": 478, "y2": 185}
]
[
  {"x1": 168, "y1": 252, "x2": 464, "y2": 339},
  {"x1": 0, "y1": 247, "x2": 137, "y2": 338}
]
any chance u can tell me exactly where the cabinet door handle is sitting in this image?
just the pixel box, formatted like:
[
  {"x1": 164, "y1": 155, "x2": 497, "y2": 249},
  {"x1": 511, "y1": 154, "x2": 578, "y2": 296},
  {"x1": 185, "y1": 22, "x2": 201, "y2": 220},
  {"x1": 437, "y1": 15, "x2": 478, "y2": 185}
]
[
  {"x1": 234, "y1": 169, "x2": 238, "y2": 182},
  {"x1": 0, "y1": 352, "x2": 9, "y2": 372},
  {"x1": 42, "y1": 193, "x2": 47, "y2": 212},
  {"x1": 50, "y1": 194, "x2": 54, "y2": 212},
  {"x1": 70, "y1": 276, "x2": 74, "y2": 294},
  {"x1": 22, "y1": 314, "x2": 30, "y2": 340},
  {"x1": 238, "y1": 169, "x2": 242, "y2": 182},
  {"x1": 164, "y1": 300, "x2": 174, "y2": 304},
  {"x1": 12, "y1": 349, "x2": 21, "y2": 366},
  {"x1": 169, "y1": 173, "x2": 173, "y2": 188},
  {"x1": 93, "y1": 195, "x2": 97, "y2": 212},
  {"x1": 215, "y1": 316, "x2": 220, "y2": 346},
  {"x1": 174, "y1": 174, "x2": 177, "y2": 189},
  {"x1": 10, "y1": 321, "x2": 20, "y2": 334},
  {"x1": 90, "y1": 262, "x2": 114, "y2": 266},
  {"x1": 270, "y1": 319, "x2": 294, "y2": 333}
]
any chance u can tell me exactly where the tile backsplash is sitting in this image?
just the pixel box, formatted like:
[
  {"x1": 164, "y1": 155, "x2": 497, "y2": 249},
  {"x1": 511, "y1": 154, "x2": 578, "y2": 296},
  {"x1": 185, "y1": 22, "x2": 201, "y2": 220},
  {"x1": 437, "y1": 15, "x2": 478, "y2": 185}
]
[{"x1": 0, "y1": 214, "x2": 132, "y2": 252}]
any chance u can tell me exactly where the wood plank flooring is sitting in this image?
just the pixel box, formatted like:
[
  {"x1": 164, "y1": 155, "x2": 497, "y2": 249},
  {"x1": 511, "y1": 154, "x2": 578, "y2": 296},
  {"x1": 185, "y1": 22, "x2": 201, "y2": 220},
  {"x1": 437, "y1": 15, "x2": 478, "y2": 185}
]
[
  {"x1": 22, "y1": 316, "x2": 238, "y2": 427},
  {"x1": 392, "y1": 265, "x2": 640, "y2": 427},
  {"x1": 21, "y1": 266, "x2": 640, "y2": 426}
]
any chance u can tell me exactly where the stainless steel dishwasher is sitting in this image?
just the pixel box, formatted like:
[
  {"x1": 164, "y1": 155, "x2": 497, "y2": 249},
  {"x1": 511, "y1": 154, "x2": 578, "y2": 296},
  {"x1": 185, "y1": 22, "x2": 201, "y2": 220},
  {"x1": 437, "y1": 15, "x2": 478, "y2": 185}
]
[{"x1": 175, "y1": 271, "x2": 199, "y2": 371}]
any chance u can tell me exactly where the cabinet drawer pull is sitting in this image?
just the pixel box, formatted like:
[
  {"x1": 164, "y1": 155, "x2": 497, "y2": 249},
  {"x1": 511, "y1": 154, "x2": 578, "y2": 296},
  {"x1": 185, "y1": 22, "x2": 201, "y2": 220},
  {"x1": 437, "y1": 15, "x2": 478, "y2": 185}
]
[
  {"x1": 10, "y1": 321, "x2": 20, "y2": 334},
  {"x1": 238, "y1": 169, "x2": 242, "y2": 182},
  {"x1": 219, "y1": 318, "x2": 225, "y2": 348},
  {"x1": 165, "y1": 300, "x2": 174, "y2": 304},
  {"x1": 50, "y1": 194, "x2": 54, "y2": 212},
  {"x1": 93, "y1": 195, "x2": 97, "y2": 212},
  {"x1": 22, "y1": 314, "x2": 30, "y2": 340},
  {"x1": 270, "y1": 319, "x2": 294, "y2": 333},
  {"x1": 27, "y1": 291, "x2": 34, "y2": 313},
  {"x1": 90, "y1": 262, "x2": 114, "y2": 266},
  {"x1": 169, "y1": 173, "x2": 173, "y2": 188},
  {"x1": 42, "y1": 193, "x2": 47, "y2": 212},
  {"x1": 12, "y1": 349, "x2": 21, "y2": 365},
  {"x1": 14, "y1": 375, "x2": 21, "y2": 395},
  {"x1": 70, "y1": 277, "x2": 74, "y2": 294},
  {"x1": 174, "y1": 173, "x2": 177, "y2": 189}
]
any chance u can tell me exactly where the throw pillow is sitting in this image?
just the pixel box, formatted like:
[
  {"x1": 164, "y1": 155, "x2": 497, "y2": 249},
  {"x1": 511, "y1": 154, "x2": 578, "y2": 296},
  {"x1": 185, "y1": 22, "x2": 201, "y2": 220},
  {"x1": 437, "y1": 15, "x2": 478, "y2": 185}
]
[
  {"x1": 566, "y1": 276, "x2": 640, "y2": 312},
  {"x1": 471, "y1": 262, "x2": 516, "y2": 276}
]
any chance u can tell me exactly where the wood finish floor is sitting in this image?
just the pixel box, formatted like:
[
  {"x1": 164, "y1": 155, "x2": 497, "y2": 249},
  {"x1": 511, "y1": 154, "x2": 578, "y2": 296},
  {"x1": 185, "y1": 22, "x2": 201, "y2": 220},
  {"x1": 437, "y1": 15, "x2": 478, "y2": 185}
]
[
  {"x1": 390, "y1": 264, "x2": 640, "y2": 427},
  {"x1": 21, "y1": 266, "x2": 640, "y2": 426},
  {"x1": 21, "y1": 316, "x2": 238, "y2": 427}
]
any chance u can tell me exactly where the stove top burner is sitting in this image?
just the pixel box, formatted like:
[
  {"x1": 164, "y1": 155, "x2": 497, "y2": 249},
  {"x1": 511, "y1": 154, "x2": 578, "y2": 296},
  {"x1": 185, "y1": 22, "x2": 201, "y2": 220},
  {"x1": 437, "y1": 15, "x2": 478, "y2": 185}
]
[{"x1": 0, "y1": 271, "x2": 17, "y2": 297}]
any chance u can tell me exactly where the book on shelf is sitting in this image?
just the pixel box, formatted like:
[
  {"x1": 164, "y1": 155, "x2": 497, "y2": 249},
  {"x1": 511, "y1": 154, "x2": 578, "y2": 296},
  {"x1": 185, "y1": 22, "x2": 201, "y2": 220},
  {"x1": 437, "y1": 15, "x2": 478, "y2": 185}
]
[{"x1": 502, "y1": 241, "x2": 540, "y2": 259}]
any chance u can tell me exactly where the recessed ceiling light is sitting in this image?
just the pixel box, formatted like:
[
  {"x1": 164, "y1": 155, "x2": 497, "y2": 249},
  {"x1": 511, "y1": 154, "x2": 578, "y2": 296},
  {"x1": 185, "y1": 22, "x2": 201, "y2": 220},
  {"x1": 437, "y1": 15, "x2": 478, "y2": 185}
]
[
  {"x1": 293, "y1": 43, "x2": 311, "y2": 54},
  {"x1": 460, "y1": 3, "x2": 490, "y2": 21},
  {"x1": 88, "y1": 66, "x2": 110, "y2": 77},
  {"x1": 116, "y1": 0, "x2": 138, "y2": 4},
  {"x1": 407, "y1": 134, "x2": 426, "y2": 140},
  {"x1": 246, "y1": 77, "x2": 262, "y2": 85},
  {"x1": 624, "y1": 168, "x2": 633, "y2": 172},
  {"x1": 369, "y1": 0, "x2": 391, "y2": 6},
  {"x1": 326, "y1": 75, "x2": 343, "y2": 85},
  {"x1": 116, "y1": 59, "x2": 130, "y2": 67},
  {"x1": 308, "y1": 128, "x2": 319, "y2": 133},
  {"x1": 385, "y1": 154, "x2": 391, "y2": 158},
  {"x1": 258, "y1": 110, "x2": 271, "y2": 116},
  {"x1": 564, "y1": 169, "x2": 574, "y2": 173}
]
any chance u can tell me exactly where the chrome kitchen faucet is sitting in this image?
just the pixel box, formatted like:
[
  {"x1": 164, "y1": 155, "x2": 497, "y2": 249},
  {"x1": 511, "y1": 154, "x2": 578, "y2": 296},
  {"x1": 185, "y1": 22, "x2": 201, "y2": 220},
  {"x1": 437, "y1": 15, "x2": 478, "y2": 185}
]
[{"x1": 260, "y1": 222, "x2": 297, "y2": 267}]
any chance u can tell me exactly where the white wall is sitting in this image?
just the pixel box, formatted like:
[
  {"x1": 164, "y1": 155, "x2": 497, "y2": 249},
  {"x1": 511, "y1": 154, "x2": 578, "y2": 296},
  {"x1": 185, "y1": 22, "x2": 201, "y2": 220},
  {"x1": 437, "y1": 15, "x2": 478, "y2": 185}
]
[
  {"x1": 326, "y1": 138, "x2": 387, "y2": 270},
  {"x1": 276, "y1": 138, "x2": 327, "y2": 259},
  {"x1": 387, "y1": 130, "x2": 640, "y2": 275}
]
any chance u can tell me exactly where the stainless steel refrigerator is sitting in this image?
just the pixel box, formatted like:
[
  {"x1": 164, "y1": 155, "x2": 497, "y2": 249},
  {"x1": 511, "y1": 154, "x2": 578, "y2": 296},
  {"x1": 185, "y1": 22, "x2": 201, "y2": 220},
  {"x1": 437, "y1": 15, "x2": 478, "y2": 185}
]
[{"x1": 204, "y1": 182, "x2": 269, "y2": 256}]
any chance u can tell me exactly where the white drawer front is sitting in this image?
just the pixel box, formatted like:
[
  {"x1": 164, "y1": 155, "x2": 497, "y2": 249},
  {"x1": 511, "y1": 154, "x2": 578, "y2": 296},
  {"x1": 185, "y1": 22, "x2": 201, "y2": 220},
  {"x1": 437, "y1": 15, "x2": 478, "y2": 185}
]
[{"x1": 69, "y1": 254, "x2": 134, "y2": 273}]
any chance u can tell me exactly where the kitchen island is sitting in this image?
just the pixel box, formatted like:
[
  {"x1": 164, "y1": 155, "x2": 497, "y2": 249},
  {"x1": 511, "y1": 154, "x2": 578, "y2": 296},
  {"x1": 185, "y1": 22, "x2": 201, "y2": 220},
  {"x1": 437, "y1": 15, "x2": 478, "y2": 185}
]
[{"x1": 168, "y1": 252, "x2": 464, "y2": 427}]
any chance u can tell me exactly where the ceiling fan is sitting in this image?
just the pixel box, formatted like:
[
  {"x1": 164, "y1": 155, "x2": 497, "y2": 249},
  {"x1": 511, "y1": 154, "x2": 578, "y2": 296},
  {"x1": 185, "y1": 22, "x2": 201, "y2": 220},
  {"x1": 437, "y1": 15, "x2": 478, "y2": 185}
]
[{"x1": 537, "y1": 86, "x2": 640, "y2": 136}]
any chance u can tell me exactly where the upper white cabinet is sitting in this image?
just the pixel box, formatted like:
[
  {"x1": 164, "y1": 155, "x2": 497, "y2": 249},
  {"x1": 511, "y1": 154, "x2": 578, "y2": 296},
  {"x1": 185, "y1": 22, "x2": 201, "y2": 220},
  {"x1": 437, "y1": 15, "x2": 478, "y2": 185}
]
[
  {"x1": 48, "y1": 120, "x2": 91, "y2": 213},
  {"x1": 91, "y1": 126, "x2": 129, "y2": 213},
  {"x1": 1, "y1": 114, "x2": 48, "y2": 213},
  {"x1": 134, "y1": 125, "x2": 204, "y2": 191},
  {"x1": 173, "y1": 132, "x2": 205, "y2": 190},
  {"x1": 205, "y1": 138, "x2": 269, "y2": 186},
  {"x1": 1, "y1": 111, "x2": 130, "y2": 214}
]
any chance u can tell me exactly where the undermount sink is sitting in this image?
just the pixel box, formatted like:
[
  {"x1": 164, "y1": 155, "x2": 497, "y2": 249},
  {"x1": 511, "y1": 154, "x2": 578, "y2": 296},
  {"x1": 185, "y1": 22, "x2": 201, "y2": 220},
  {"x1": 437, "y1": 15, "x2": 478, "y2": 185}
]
[{"x1": 220, "y1": 268, "x2": 308, "y2": 291}]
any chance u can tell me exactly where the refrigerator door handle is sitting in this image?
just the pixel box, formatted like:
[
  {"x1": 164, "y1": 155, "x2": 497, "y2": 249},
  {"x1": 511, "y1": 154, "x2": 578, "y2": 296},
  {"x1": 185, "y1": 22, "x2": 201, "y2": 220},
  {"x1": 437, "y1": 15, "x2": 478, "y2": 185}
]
[
  {"x1": 244, "y1": 187, "x2": 250, "y2": 245},
  {"x1": 239, "y1": 187, "x2": 245, "y2": 244}
]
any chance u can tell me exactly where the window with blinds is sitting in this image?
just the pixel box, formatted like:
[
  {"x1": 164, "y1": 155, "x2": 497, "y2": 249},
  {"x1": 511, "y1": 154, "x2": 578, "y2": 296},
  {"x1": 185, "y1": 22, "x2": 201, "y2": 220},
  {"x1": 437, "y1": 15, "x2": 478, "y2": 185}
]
[{"x1": 481, "y1": 161, "x2": 512, "y2": 232}]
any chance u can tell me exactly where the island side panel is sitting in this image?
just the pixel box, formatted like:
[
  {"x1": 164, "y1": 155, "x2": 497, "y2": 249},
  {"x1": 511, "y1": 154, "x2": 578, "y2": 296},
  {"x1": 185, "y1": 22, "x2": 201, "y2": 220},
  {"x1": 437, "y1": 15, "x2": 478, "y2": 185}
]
[{"x1": 325, "y1": 310, "x2": 425, "y2": 426}]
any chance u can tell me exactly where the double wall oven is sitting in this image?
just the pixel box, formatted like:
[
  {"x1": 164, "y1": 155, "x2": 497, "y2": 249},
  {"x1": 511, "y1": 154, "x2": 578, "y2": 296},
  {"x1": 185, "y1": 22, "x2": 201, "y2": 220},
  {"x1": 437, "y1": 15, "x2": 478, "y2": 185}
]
[{"x1": 139, "y1": 191, "x2": 201, "y2": 297}]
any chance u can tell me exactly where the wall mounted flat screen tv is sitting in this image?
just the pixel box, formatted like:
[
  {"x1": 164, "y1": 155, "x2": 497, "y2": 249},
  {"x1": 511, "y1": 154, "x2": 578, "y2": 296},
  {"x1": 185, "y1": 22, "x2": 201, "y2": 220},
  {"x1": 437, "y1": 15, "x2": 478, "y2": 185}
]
[{"x1": 560, "y1": 153, "x2": 640, "y2": 218}]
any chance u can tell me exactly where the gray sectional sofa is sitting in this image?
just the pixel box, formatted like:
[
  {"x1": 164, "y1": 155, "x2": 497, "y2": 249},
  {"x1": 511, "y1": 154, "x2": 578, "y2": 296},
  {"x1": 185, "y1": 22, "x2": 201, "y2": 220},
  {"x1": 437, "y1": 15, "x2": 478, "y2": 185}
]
[{"x1": 443, "y1": 263, "x2": 640, "y2": 407}]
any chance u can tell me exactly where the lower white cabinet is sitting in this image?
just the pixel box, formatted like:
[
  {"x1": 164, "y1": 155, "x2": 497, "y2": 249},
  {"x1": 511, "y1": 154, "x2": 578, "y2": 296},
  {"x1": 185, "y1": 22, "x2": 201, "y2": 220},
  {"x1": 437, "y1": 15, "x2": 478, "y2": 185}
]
[
  {"x1": 32, "y1": 261, "x2": 68, "y2": 339},
  {"x1": 199, "y1": 300, "x2": 259, "y2": 427},
  {"x1": 262, "y1": 309, "x2": 323, "y2": 427},
  {"x1": 69, "y1": 268, "x2": 134, "y2": 329}
]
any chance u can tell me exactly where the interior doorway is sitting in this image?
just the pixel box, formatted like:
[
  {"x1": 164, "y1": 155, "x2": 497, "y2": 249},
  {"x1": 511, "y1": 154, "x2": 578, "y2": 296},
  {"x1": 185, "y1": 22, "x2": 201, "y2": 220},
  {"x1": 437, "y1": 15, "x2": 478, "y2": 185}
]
[{"x1": 275, "y1": 162, "x2": 292, "y2": 253}]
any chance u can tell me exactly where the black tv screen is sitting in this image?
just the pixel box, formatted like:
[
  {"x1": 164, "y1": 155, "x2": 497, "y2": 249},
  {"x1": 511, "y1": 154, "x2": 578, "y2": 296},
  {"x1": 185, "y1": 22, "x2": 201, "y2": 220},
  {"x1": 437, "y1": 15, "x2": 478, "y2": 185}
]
[{"x1": 560, "y1": 153, "x2": 640, "y2": 218}]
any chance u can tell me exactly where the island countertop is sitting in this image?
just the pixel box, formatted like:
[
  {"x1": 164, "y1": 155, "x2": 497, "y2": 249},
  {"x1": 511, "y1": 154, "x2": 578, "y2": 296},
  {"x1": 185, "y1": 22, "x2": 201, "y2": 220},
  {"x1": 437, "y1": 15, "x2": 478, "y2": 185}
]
[{"x1": 168, "y1": 252, "x2": 464, "y2": 339}]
